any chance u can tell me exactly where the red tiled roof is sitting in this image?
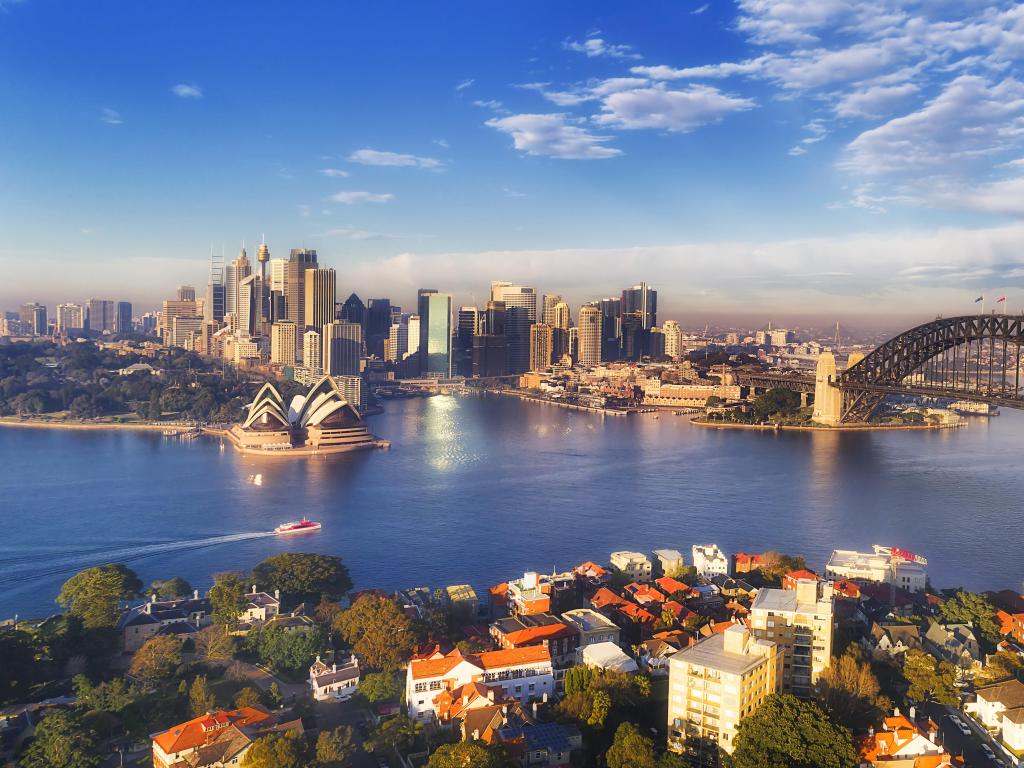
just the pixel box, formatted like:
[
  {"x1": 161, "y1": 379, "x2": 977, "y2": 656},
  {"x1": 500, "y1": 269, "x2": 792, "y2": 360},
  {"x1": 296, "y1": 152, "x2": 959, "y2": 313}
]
[
  {"x1": 409, "y1": 645, "x2": 551, "y2": 680},
  {"x1": 502, "y1": 623, "x2": 574, "y2": 647},
  {"x1": 575, "y1": 561, "x2": 608, "y2": 578},
  {"x1": 832, "y1": 579, "x2": 861, "y2": 598},
  {"x1": 591, "y1": 587, "x2": 627, "y2": 609},
  {"x1": 785, "y1": 569, "x2": 819, "y2": 581},
  {"x1": 152, "y1": 707, "x2": 271, "y2": 755},
  {"x1": 617, "y1": 603, "x2": 657, "y2": 625},
  {"x1": 655, "y1": 577, "x2": 691, "y2": 596}
]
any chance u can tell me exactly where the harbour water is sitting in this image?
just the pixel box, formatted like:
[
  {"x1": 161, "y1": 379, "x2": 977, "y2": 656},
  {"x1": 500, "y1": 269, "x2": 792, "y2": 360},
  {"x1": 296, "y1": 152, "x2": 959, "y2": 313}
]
[{"x1": 2, "y1": 394, "x2": 1022, "y2": 618}]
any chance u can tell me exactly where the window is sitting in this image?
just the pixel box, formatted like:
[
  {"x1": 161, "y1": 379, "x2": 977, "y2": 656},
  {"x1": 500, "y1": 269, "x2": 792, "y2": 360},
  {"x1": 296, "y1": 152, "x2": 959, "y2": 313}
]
[
  {"x1": 429, "y1": 681, "x2": 443, "y2": 691},
  {"x1": 414, "y1": 682, "x2": 428, "y2": 693}
]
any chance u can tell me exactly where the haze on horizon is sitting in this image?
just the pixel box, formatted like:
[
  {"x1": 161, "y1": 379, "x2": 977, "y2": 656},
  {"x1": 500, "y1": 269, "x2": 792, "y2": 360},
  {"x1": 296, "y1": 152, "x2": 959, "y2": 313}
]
[{"x1": 3, "y1": 0, "x2": 1024, "y2": 321}]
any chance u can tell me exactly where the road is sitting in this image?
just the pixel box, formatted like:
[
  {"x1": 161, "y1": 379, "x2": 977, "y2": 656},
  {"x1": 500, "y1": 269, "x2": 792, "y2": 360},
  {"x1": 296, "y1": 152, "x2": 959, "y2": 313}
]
[{"x1": 924, "y1": 703, "x2": 1008, "y2": 768}]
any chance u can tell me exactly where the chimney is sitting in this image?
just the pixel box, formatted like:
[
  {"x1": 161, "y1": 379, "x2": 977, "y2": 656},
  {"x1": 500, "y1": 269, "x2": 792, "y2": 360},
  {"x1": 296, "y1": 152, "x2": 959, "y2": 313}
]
[
  {"x1": 274, "y1": 589, "x2": 280, "y2": 601},
  {"x1": 151, "y1": 593, "x2": 157, "y2": 604},
  {"x1": 893, "y1": 707, "x2": 900, "y2": 718},
  {"x1": 332, "y1": 663, "x2": 337, "y2": 673},
  {"x1": 909, "y1": 705, "x2": 916, "y2": 722},
  {"x1": 194, "y1": 589, "x2": 199, "y2": 600},
  {"x1": 532, "y1": 701, "x2": 539, "y2": 717},
  {"x1": 487, "y1": 690, "x2": 495, "y2": 702},
  {"x1": 472, "y1": 729, "x2": 480, "y2": 741},
  {"x1": 251, "y1": 584, "x2": 256, "y2": 594}
]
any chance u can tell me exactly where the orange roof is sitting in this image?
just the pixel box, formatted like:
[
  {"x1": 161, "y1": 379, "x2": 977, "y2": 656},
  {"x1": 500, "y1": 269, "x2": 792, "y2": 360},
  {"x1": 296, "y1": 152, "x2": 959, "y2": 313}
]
[
  {"x1": 655, "y1": 576, "x2": 691, "y2": 596},
  {"x1": 785, "y1": 569, "x2": 819, "y2": 581},
  {"x1": 858, "y1": 715, "x2": 946, "y2": 763},
  {"x1": 591, "y1": 587, "x2": 627, "y2": 609},
  {"x1": 410, "y1": 645, "x2": 551, "y2": 680},
  {"x1": 725, "y1": 600, "x2": 749, "y2": 615},
  {"x1": 152, "y1": 707, "x2": 271, "y2": 755},
  {"x1": 409, "y1": 649, "x2": 469, "y2": 680},
  {"x1": 575, "y1": 561, "x2": 608, "y2": 578},
  {"x1": 617, "y1": 602, "x2": 657, "y2": 624},
  {"x1": 489, "y1": 583, "x2": 509, "y2": 599},
  {"x1": 708, "y1": 620, "x2": 737, "y2": 635},
  {"x1": 502, "y1": 623, "x2": 574, "y2": 647},
  {"x1": 433, "y1": 681, "x2": 505, "y2": 720},
  {"x1": 833, "y1": 579, "x2": 861, "y2": 598},
  {"x1": 733, "y1": 552, "x2": 764, "y2": 566},
  {"x1": 626, "y1": 583, "x2": 667, "y2": 603}
]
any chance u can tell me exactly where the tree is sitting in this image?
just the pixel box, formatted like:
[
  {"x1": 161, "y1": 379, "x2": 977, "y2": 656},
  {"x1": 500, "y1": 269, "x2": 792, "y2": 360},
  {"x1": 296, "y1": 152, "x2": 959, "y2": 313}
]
[
  {"x1": 816, "y1": 646, "x2": 889, "y2": 731},
  {"x1": 606, "y1": 722, "x2": 656, "y2": 768},
  {"x1": 938, "y1": 591, "x2": 1002, "y2": 651},
  {"x1": 72, "y1": 675, "x2": 138, "y2": 715},
  {"x1": 56, "y1": 564, "x2": 142, "y2": 629},
  {"x1": 316, "y1": 726, "x2": 357, "y2": 768},
  {"x1": 234, "y1": 686, "x2": 264, "y2": 709},
  {"x1": 128, "y1": 635, "x2": 182, "y2": 684},
  {"x1": 194, "y1": 624, "x2": 235, "y2": 660},
  {"x1": 250, "y1": 625, "x2": 327, "y2": 675},
  {"x1": 210, "y1": 572, "x2": 248, "y2": 626},
  {"x1": 757, "y1": 551, "x2": 808, "y2": 582},
  {"x1": 251, "y1": 553, "x2": 353, "y2": 603},
  {"x1": 0, "y1": 628, "x2": 40, "y2": 705},
  {"x1": 902, "y1": 649, "x2": 959, "y2": 706},
  {"x1": 359, "y1": 671, "x2": 402, "y2": 703},
  {"x1": 267, "y1": 682, "x2": 283, "y2": 709},
  {"x1": 977, "y1": 650, "x2": 1024, "y2": 685},
  {"x1": 731, "y1": 694, "x2": 858, "y2": 768},
  {"x1": 363, "y1": 715, "x2": 421, "y2": 755},
  {"x1": 334, "y1": 595, "x2": 414, "y2": 672},
  {"x1": 242, "y1": 731, "x2": 310, "y2": 768},
  {"x1": 149, "y1": 577, "x2": 193, "y2": 599},
  {"x1": 18, "y1": 710, "x2": 101, "y2": 768},
  {"x1": 752, "y1": 388, "x2": 801, "y2": 421},
  {"x1": 190, "y1": 674, "x2": 215, "y2": 716},
  {"x1": 587, "y1": 689, "x2": 612, "y2": 727},
  {"x1": 426, "y1": 741, "x2": 515, "y2": 768}
]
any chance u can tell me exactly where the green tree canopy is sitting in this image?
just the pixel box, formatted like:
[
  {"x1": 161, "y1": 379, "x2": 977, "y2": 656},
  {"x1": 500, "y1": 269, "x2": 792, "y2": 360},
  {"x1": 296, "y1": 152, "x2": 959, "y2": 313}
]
[
  {"x1": 128, "y1": 635, "x2": 182, "y2": 684},
  {"x1": 18, "y1": 710, "x2": 101, "y2": 768},
  {"x1": 0, "y1": 628, "x2": 40, "y2": 705},
  {"x1": 189, "y1": 674, "x2": 215, "y2": 716},
  {"x1": 752, "y1": 388, "x2": 802, "y2": 421},
  {"x1": 210, "y1": 571, "x2": 248, "y2": 626},
  {"x1": 359, "y1": 671, "x2": 402, "y2": 703},
  {"x1": 606, "y1": 722, "x2": 656, "y2": 768},
  {"x1": 902, "y1": 649, "x2": 959, "y2": 706},
  {"x1": 251, "y1": 553, "x2": 352, "y2": 603},
  {"x1": 57, "y1": 564, "x2": 142, "y2": 629},
  {"x1": 249, "y1": 625, "x2": 327, "y2": 675},
  {"x1": 938, "y1": 591, "x2": 1002, "y2": 651},
  {"x1": 334, "y1": 595, "x2": 414, "y2": 672},
  {"x1": 233, "y1": 686, "x2": 264, "y2": 709},
  {"x1": 72, "y1": 675, "x2": 139, "y2": 715},
  {"x1": 241, "y1": 731, "x2": 310, "y2": 768},
  {"x1": 977, "y1": 650, "x2": 1024, "y2": 685},
  {"x1": 426, "y1": 741, "x2": 516, "y2": 768},
  {"x1": 730, "y1": 694, "x2": 858, "y2": 768},
  {"x1": 316, "y1": 726, "x2": 357, "y2": 768},
  {"x1": 363, "y1": 715, "x2": 421, "y2": 755},
  {"x1": 149, "y1": 577, "x2": 194, "y2": 599}
]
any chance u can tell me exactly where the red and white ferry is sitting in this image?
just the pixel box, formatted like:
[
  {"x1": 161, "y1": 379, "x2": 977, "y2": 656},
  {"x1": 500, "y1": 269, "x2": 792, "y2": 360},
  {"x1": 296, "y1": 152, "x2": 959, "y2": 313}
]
[{"x1": 274, "y1": 518, "x2": 322, "y2": 535}]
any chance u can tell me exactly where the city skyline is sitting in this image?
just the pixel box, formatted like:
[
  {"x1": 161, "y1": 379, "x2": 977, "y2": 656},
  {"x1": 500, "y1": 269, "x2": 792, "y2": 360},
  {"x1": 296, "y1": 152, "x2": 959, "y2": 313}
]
[{"x1": 4, "y1": 2, "x2": 1024, "y2": 314}]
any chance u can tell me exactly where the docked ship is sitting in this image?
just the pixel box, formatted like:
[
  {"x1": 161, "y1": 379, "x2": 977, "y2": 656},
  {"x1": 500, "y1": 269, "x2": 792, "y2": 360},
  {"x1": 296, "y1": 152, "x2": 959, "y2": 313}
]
[{"x1": 274, "y1": 518, "x2": 322, "y2": 535}]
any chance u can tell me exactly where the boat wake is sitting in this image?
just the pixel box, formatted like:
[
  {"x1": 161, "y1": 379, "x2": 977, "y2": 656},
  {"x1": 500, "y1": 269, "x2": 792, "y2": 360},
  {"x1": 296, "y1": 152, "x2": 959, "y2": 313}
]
[{"x1": 0, "y1": 531, "x2": 275, "y2": 587}]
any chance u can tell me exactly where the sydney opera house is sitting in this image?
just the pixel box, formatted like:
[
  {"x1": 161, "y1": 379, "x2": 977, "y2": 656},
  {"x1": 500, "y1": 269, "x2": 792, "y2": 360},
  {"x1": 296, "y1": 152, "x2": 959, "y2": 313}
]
[{"x1": 226, "y1": 376, "x2": 387, "y2": 455}]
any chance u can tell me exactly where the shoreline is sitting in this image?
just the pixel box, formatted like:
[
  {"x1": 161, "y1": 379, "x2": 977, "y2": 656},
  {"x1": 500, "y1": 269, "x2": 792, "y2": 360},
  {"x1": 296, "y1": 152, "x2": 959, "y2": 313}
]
[
  {"x1": 206, "y1": 427, "x2": 391, "y2": 457},
  {"x1": 690, "y1": 418, "x2": 963, "y2": 432},
  {"x1": 481, "y1": 388, "x2": 629, "y2": 416},
  {"x1": 0, "y1": 417, "x2": 193, "y2": 433}
]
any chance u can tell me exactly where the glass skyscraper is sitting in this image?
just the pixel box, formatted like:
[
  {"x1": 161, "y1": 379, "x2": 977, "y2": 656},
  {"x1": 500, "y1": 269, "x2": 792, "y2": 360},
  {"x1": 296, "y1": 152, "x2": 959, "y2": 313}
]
[{"x1": 417, "y1": 289, "x2": 452, "y2": 378}]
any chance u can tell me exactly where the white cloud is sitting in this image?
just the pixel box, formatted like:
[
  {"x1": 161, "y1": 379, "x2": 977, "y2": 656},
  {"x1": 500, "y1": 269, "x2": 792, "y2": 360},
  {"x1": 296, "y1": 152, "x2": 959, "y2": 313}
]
[
  {"x1": 594, "y1": 84, "x2": 755, "y2": 132},
  {"x1": 330, "y1": 191, "x2": 395, "y2": 204},
  {"x1": 456, "y1": 79, "x2": 475, "y2": 91},
  {"x1": 485, "y1": 113, "x2": 622, "y2": 160},
  {"x1": 319, "y1": 168, "x2": 350, "y2": 178},
  {"x1": 563, "y1": 37, "x2": 641, "y2": 60},
  {"x1": 347, "y1": 148, "x2": 443, "y2": 170},
  {"x1": 100, "y1": 108, "x2": 122, "y2": 125},
  {"x1": 692, "y1": 4, "x2": 709, "y2": 15},
  {"x1": 171, "y1": 83, "x2": 203, "y2": 99},
  {"x1": 788, "y1": 146, "x2": 808, "y2": 156},
  {"x1": 317, "y1": 226, "x2": 403, "y2": 241},
  {"x1": 503, "y1": 187, "x2": 528, "y2": 198},
  {"x1": 473, "y1": 99, "x2": 506, "y2": 111},
  {"x1": 834, "y1": 82, "x2": 920, "y2": 118}
]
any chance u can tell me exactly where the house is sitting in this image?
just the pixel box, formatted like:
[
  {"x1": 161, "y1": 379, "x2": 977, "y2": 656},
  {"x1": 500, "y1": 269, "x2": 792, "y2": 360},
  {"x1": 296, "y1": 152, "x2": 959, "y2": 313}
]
[
  {"x1": 573, "y1": 562, "x2": 609, "y2": 589},
  {"x1": 989, "y1": 590, "x2": 1024, "y2": 645},
  {"x1": 459, "y1": 699, "x2": 535, "y2": 744},
  {"x1": 655, "y1": 576, "x2": 692, "y2": 599},
  {"x1": 406, "y1": 646, "x2": 555, "y2": 722},
  {"x1": 710, "y1": 575, "x2": 757, "y2": 599},
  {"x1": 309, "y1": 656, "x2": 360, "y2": 701},
  {"x1": 590, "y1": 587, "x2": 628, "y2": 611},
  {"x1": 397, "y1": 587, "x2": 434, "y2": 620},
  {"x1": 924, "y1": 622, "x2": 981, "y2": 669},
  {"x1": 861, "y1": 623, "x2": 922, "y2": 659},
  {"x1": 120, "y1": 592, "x2": 213, "y2": 653},
  {"x1": 732, "y1": 552, "x2": 764, "y2": 574},
  {"x1": 151, "y1": 707, "x2": 303, "y2": 768},
  {"x1": 692, "y1": 545, "x2": 729, "y2": 577},
  {"x1": 623, "y1": 582, "x2": 667, "y2": 606},
  {"x1": 264, "y1": 613, "x2": 316, "y2": 633},
  {"x1": 691, "y1": 583, "x2": 724, "y2": 608},
  {"x1": 446, "y1": 585, "x2": 479, "y2": 622},
  {"x1": 967, "y1": 678, "x2": 1024, "y2": 753},
  {"x1": 490, "y1": 615, "x2": 579, "y2": 667},
  {"x1": 637, "y1": 638, "x2": 681, "y2": 675},
  {"x1": 241, "y1": 587, "x2": 280, "y2": 624},
  {"x1": 495, "y1": 722, "x2": 583, "y2": 768},
  {"x1": 651, "y1": 549, "x2": 685, "y2": 577},
  {"x1": 580, "y1": 642, "x2": 639, "y2": 674},
  {"x1": 857, "y1": 711, "x2": 954, "y2": 767},
  {"x1": 782, "y1": 570, "x2": 819, "y2": 590},
  {"x1": 561, "y1": 608, "x2": 620, "y2": 654},
  {"x1": 609, "y1": 552, "x2": 653, "y2": 584}
]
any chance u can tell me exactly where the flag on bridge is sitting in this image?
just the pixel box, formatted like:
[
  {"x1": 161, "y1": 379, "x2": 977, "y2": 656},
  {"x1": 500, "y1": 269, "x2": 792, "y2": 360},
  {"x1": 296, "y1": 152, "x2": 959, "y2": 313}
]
[
  {"x1": 997, "y1": 296, "x2": 1007, "y2": 303},
  {"x1": 975, "y1": 296, "x2": 984, "y2": 303}
]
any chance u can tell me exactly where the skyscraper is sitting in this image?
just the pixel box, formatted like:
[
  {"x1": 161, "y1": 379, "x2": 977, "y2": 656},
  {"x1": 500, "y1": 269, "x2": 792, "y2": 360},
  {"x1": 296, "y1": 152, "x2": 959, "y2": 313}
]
[
  {"x1": 256, "y1": 238, "x2": 271, "y2": 325},
  {"x1": 20, "y1": 303, "x2": 47, "y2": 336},
  {"x1": 116, "y1": 301, "x2": 133, "y2": 335},
  {"x1": 599, "y1": 298, "x2": 621, "y2": 362},
  {"x1": 387, "y1": 321, "x2": 409, "y2": 362},
  {"x1": 542, "y1": 294, "x2": 563, "y2": 326},
  {"x1": 304, "y1": 268, "x2": 337, "y2": 331},
  {"x1": 663, "y1": 320, "x2": 683, "y2": 361},
  {"x1": 56, "y1": 303, "x2": 84, "y2": 333},
  {"x1": 177, "y1": 285, "x2": 196, "y2": 302},
  {"x1": 621, "y1": 282, "x2": 657, "y2": 329},
  {"x1": 86, "y1": 299, "x2": 116, "y2": 334},
  {"x1": 237, "y1": 275, "x2": 258, "y2": 338},
  {"x1": 418, "y1": 289, "x2": 452, "y2": 378},
  {"x1": 577, "y1": 305, "x2": 602, "y2": 367},
  {"x1": 303, "y1": 329, "x2": 322, "y2": 373},
  {"x1": 225, "y1": 246, "x2": 252, "y2": 320},
  {"x1": 339, "y1": 293, "x2": 366, "y2": 327},
  {"x1": 550, "y1": 300, "x2": 570, "y2": 359},
  {"x1": 285, "y1": 248, "x2": 317, "y2": 331},
  {"x1": 406, "y1": 315, "x2": 421, "y2": 358},
  {"x1": 529, "y1": 323, "x2": 553, "y2": 371},
  {"x1": 366, "y1": 299, "x2": 393, "y2": 359},
  {"x1": 473, "y1": 300, "x2": 508, "y2": 378},
  {"x1": 323, "y1": 321, "x2": 362, "y2": 376},
  {"x1": 491, "y1": 284, "x2": 536, "y2": 374},
  {"x1": 205, "y1": 249, "x2": 225, "y2": 323},
  {"x1": 271, "y1": 321, "x2": 297, "y2": 366},
  {"x1": 455, "y1": 306, "x2": 479, "y2": 377}
]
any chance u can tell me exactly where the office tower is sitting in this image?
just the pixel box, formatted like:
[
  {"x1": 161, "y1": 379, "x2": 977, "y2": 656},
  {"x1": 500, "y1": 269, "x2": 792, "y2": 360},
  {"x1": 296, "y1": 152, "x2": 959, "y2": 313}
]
[
  {"x1": 195, "y1": 320, "x2": 219, "y2": 356},
  {"x1": 455, "y1": 306, "x2": 478, "y2": 377},
  {"x1": 549, "y1": 300, "x2": 570, "y2": 359},
  {"x1": 205, "y1": 248, "x2": 225, "y2": 324},
  {"x1": 577, "y1": 305, "x2": 602, "y2": 367},
  {"x1": 406, "y1": 315, "x2": 421, "y2": 358},
  {"x1": 366, "y1": 299, "x2": 393, "y2": 358},
  {"x1": 304, "y1": 268, "x2": 336, "y2": 331},
  {"x1": 270, "y1": 321, "x2": 297, "y2": 366},
  {"x1": 225, "y1": 246, "x2": 252, "y2": 319},
  {"x1": 387, "y1": 322, "x2": 408, "y2": 362},
  {"x1": 667, "y1": 626, "x2": 781, "y2": 756},
  {"x1": 568, "y1": 327, "x2": 578, "y2": 362},
  {"x1": 748, "y1": 580, "x2": 834, "y2": 699},
  {"x1": 663, "y1": 320, "x2": 682, "y2": 361},
  {"x1": 86, "y1": 299, "x2": 116, "y2": 334},
  {"x1": 116, "y1": 302, "x2": 133, "y2": 334},
  {"x1": 256, "y1": 238, "x2": 270, "y2": 324},
  {"x1": 491, "y1": 284, "x2": 536, "y2": 374},
  {"x1": 649, "y1": 327, "x2": 666, "y2": 359},
  {"x1": 621, "y1": 282, "x2": 657, "y2": 329},
  {"x1": 339, "y1": 293, "x2": 366, "y2": 327},
  {"x1": 20, "y1": 303, "x2": 47, "y2": 335},
  {"x1": 599, "y1": 297, "x2": 621, "y2": 361},
  {"x1": 170, "y1": 315, "x2": 204, "y2": 350},
  {"x1": 303, "y1": 329, "x2": 322, "y2": 373},
  {"x1": 323, "y1": 321, "x2": 362, "y2": 376},
  {"x1": 542, "y1": 294, "x2": 563, "y2": 326},
  {"x1": 285, "y1": 248, "x2": 317, "y2": 330},
  {"x1": 237, "y1": 275, "x2": 258, "y2": 338},
  {"x1": 269, "y1": 258, "x2": 287, "y2": 292},
  {"x1": 141, "y1": 313, "x2": 158, "y2": 335},
  {"x1": 473, "y1": 300, "x2": 508, "y2": 377},
  {"x1": 529, "y1": 323, "x2": 553, "y2": 371},
  {"x1": 417, "y1": 289, "x2": 452, "y2": 378},
  {"x1": 177, "y1": 285, "x2": 196, "y2": 302},
  {"x1": 55, "y1": 303, "x2": 84, "y2": 333}
]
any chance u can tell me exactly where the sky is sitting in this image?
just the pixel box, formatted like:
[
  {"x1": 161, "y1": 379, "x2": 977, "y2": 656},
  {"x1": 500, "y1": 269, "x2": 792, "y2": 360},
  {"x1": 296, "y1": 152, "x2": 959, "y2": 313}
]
[{"x1": 2, "y1": 0, "x2": 1024, "y2": 322}]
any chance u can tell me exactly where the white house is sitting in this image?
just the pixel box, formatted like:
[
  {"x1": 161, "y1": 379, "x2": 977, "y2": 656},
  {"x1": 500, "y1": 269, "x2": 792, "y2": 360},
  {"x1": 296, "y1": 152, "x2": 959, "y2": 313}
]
[
  {"x1": 692, "y1": 545, "x2": 729, "y2": 578},
  {"x1": 406, "y1": 646, "x2": 554, "y2": 722},
  {"x1": 309, "y1": 656, "x2": 360, "y2": 701},
  {"x1": 580, "y1": 641, "x2": 639, "y2": 674},
  {"x1": 967, "y1": 679, "x2": 1024, "y2": 753}
]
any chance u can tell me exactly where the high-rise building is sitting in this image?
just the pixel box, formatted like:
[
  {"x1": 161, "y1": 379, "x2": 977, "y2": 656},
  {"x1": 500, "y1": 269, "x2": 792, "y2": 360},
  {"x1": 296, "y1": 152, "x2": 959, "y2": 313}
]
[
  {"x1": 256, "y1": 239, "x2": 271, "y2": 325},
  {"x1": 237, "y1": 275, "x2": 258, "y2": 338},
  {"x1": 667, "y1": 625, "x2": 781, "y2": 756},
  {"x1": 56, "y1": 303, "x2": 84, "y2": 333},
  {"x1": 339, "y1": 293, "x2": 366, "y2": 327},
  {"x1": 225, "y1": 246, "x2": 252, "y2": 320},
  {"x1": 550, "y1": 300, "x2": 571, "y2": 360},
  {"x1": 748, "y1": 580, "x2": 834, "y2": 699},
  {"x1": 86, "y1": 299, "x2": 116, "y2": 334},
  {"x1": 663, "y1": 320, "x2": 683, "y2": 361},
  {"x1": 205, "y1": 249, "x2": 225, "y2": 324},
  {"x1": 386, "y1": 322, "x2": 409, "y2": 362},
  {"x1": 568, "y1": 326, "x2": 578, "y2": 362},
  {"x1": 170, "y1": 314, "x2": 204, "y2": 350},
  {"x1": 303, "y1": 329, "x2": 322, "y2": 373},
  {"x1": 418, "y1": 290, "x2": 452, "y2": 378},
  {"x1": 285, "y1": 248, "x2": 317, "y2": 331},
  {"x1": 621, "y1": 282, "x2": 657, "y2": 329},
  {"x1": 577, "y1": 305, "x2": 602, "y2": 367},
  {"x1": 269, "y1": 258, "x2": 287, "y2": 292},
  {"x1": 455, "y1": 306, "x2": 479, "y2": 377},
  {"x1": 599, "y1": 297, "x2": 621, "y2": 362},
  {"x1": 491, "y1": 284, "x2": 536, "y2": 374},
  {"x1": 406, "y1": 315, "x2": 421, "y2": 358},
  {"x1": 20, "y1": 303, "x2": 47, "y2": 336},
  {"x1": 473, "y1": 300, "x2": 507, "y2": 377},
  {"x1": 542, "y1": 294, "x2": 563, "y2": 326},
  {"x1": 323, "y1": 321, "x2": 362, "y2": 376},
  {"x1": 177, "y1": 285, "x2": 196, "y2": 302},
  {"x1": 649, "y1": 327, "x2": 666, "y2": 359},
  {"x1": 529, "y1": 323, "x2": 553, "y2": 372},
  {"x1": 366, "y1": 299, "x2": 393, "y2": 359},
  {"x1": 304, "y1": 268, "x2": 336, "y2": 331},
  {"x1": 270, "y1": 321, "x2": 297, "y2": 366},
  {"x1": 116, "y1": 302, "x2": 133, "y2": 335}
]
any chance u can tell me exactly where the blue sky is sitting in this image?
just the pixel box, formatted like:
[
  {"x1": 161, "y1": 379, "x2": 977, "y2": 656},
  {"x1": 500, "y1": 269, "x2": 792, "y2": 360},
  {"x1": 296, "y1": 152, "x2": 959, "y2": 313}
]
[{"x1": 3, "y1": 0, "x2": 1024, "y2": 318}]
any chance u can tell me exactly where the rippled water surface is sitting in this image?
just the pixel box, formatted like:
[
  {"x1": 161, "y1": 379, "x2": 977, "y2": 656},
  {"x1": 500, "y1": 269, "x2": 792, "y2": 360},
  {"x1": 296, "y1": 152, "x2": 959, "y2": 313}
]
[{"x1": 2, "y1": 394, "x2": 1022, "y2": 617}]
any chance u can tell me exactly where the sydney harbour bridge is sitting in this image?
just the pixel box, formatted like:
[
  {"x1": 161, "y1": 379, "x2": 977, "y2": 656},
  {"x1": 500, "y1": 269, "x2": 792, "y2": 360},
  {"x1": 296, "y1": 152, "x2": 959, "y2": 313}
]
[{"x1": 735, "y1": 314, "x2": 1024, "y2": 424}]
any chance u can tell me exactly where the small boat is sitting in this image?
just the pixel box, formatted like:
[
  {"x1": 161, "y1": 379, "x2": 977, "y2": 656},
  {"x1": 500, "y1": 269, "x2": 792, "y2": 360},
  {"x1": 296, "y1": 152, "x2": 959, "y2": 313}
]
[{"x1": 274, "y1": 518, "x2": 322, "y2": 535}]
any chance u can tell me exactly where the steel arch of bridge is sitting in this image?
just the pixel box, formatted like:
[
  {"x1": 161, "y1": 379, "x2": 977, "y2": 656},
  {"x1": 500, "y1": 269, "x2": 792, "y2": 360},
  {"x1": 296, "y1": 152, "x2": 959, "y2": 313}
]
[{"x1": 838, "y1": 314, "x2": 1024, "y2": 421}]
